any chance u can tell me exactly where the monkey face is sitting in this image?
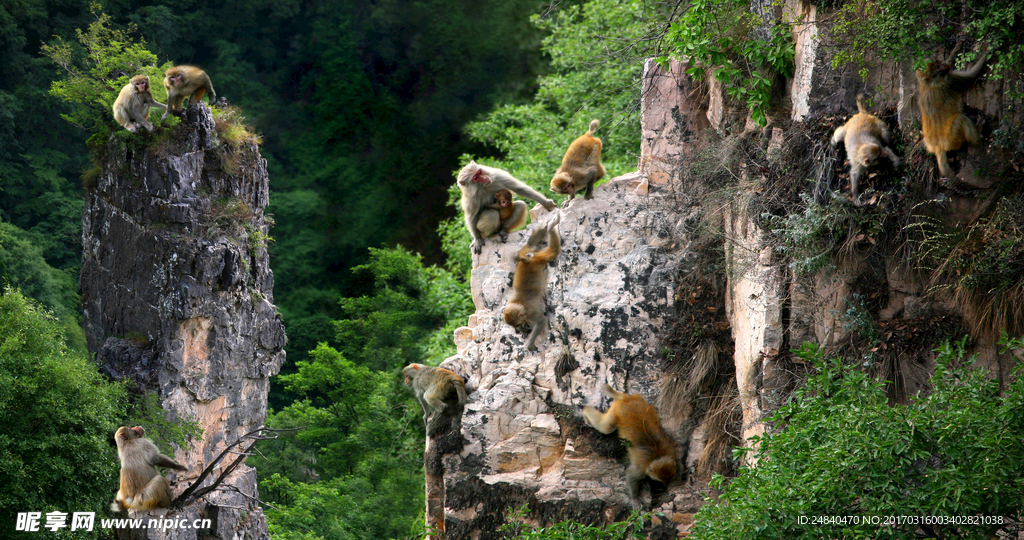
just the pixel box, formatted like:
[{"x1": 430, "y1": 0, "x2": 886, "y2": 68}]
[
  {"x1": 472, "y1": 169, "x2": 490, "y2": 185},
  {"x1": 503, "y1": 304, "x2": 527, "y2": 327},
  {"x1": 550, "y1": 173, "x2": 575, "y2": 195},
  {"x1": 495, "y1": 190, "x2": 513, "y2": 207}
]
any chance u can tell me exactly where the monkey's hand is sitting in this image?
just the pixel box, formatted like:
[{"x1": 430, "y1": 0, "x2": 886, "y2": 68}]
[
  {"x1": 471, "y1": 239, "x2": 484, "y2": 254},
  {"x1": 498, "y1": 230, "x2": 509, "y2": 243},
  {"x1": 541, "y1": 199, "x2": 557, "y2": 211}
]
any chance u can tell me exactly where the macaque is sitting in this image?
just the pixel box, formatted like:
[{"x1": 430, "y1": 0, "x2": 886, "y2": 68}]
[
  {"x1": 112, "y1": 75, "x2": 166, "y2": 132},
  {"x1": 403, "y1": 363, "x2": 468, "y2": 437},
  {"x1": 503, "y1": 213, "x2": 561, "y2": 351},
  {"x1": 916, "y1": 52, "x2": 987, "y2": 178},
  {"x1": 582, "y1": 384, "x2": 678, "y2": 510},
  {"x1": 111, "y1": 426, "x2": 186, "y2": 513},
  {"x1": 481, "y1": 189, "x2": 527, "y2": 241},
  {"x1": 550, "y1": 119, "x2": 606, "y2": 201},
  {"x1": 162, "y1": 65, "x2": 216, "y2": 120},
  {"x1": 456, "y1": 160, "x2": 557, "y2": 254},
  {"x1": 831, "y1": 94, "x2": 900, "y2": 206}
]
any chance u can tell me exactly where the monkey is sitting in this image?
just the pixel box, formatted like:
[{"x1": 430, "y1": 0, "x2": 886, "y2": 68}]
[
  {"x1": 402, "y1": 363, "x2": 468, "y2": 437},
  {"x1": 550, "y1": 119, "x2": 606, "y2": 201},
  {"x1": 112, "y1": 75, "x2": 166, "y2": 132},
  {"x1": 162, "y1": 65, "x2": 216, "y2": 120},
  {"x1": 481, "y1": 189, "x2": 527, "y2": 241},
  {"x1": 830, "y1": 94, "x2": 900, "y2": 206},
  {"x1": 110, "y1": 426, "x2": 186, "y2": 514},
  {"x1": 502, "y1": 212, "x2": 561, "y2": 351},
  {"x1": 916, "y1": 52, "x2": 987, "y2": 178},
  {"x1": 456, "y1": 160, "x2": 557, "y2": 254},
  {"x1": 582, "y1": 384, "x2": 678, "y2": 511}
]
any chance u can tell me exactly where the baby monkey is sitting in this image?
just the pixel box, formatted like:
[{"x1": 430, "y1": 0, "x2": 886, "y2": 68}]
[
  {"x1": 482, "y1": 189, "x2": 527, "y2": 241},
  {"x1": 831, "y1": 94, "x2": 900, "y2": 206},
  {"x1": 583, "y1": 384, "x2": 678, "y2": 510},
  {"x1": 403, "y1": 363, "x2": 468, "y2": 437},
  {"x1": 550, "y1": 119, "x2": 606, "y2": 201}
]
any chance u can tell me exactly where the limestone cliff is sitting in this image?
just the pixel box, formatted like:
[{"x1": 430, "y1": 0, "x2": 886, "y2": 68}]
[
  {"x1": 432, "y1": 0, "x2": 1024, "y2": 537},
  {"x1": 81, "y1": 104, "x2": 285, "y2": 540}
]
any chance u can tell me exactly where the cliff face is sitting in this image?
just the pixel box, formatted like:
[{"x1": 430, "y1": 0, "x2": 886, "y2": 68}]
[
  {"x1": 81, "y1": 104, "x2": 285, "y2": 540},
  {"x1": 436, "y1": 0, "x2": 1023, "y2": 536}
]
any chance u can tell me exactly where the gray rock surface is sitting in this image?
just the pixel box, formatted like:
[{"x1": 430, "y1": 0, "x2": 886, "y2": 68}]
[{"x1": 82, "y1": 103, "x2": 284, "y2": 540}]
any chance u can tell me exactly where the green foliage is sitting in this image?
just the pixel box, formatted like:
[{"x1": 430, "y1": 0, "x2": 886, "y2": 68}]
[
  {"x1": 0, "y1": 288, "x2": 127, "y2": 536},
  {"x1": 130, "y1": 392, "x2": 204, "y2": 454},
  {"x1": 830, "y1": 0, "x2": 1024, "y2": 79},
  {"x1": 0, "y1": 221, "x2": 85, "y2": 350},
  {"x1": 661, "y1": 0, "x2": 794, "y2": 126},
  {"x1": 501, "y1": 506, "x2": 649, "y2": 539},
  {"x1": 692, "y1": 339, "x2": 1024, "y2": 539},
  {"x1": 444, "y1": 0, "x2": 658, "y2": 269},
  {"x1": 335, "y1": 247, "x2": 473, "y2": 372},
  {"x1": 255, "y1": 345, "x2": 425, "y2": 540},
  {"x1": 42, "y1": 5, "x2": 168, "y2": 135},
  {"x1": 764, "y1": 193, "x2": 885, "y2": 275},
  {"x1": 257, "y1": 246, "x2": 469, "y2": 538}
]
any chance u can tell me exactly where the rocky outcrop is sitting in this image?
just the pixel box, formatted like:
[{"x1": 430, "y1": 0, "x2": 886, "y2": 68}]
[
  {"x1": 432, "y1": 1, "x2": 1024, "y2": 536},
  {"x1": 437, "y1": 60, "x2": 715, "y2": 539},
  {"x1": 82, "y1": 104, "x2": 285, "y2": 540}
]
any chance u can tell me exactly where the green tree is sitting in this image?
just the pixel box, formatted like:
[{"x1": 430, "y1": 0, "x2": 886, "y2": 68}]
[
  {"x1": 692, "y1": 340, "x2": 1024, "y2": 539},
  {"x1": 255, "y1": 247, "x2": 471, "y2": 539},
  {"x1": 0, "y1": 288, "x2": 126, "y2": 537},
  {"x1": 443, "y1": 0, "x2": 663, "y2": 272},
  {"x1": 0, "y1": 221, "x2": 84, "y2": 349}
]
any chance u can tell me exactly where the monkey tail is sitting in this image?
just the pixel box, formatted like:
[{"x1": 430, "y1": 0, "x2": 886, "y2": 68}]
[
  {"x1": 855, "y1": 94, "x2": 868, "y2": 115},
  {"x1": 588, "y1": 119, "x2": 600, "y2": 135},
  {"x1": 601, "y1": 383, "x2": 623, "y2": 399}
]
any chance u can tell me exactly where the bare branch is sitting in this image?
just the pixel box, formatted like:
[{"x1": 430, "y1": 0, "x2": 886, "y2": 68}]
[{"x1": 170, "y1": 426, "x2": 301, "y2": 509}]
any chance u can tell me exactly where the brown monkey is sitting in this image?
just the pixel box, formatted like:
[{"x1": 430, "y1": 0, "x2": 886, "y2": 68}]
[
  {"x1": 112, "y1": 75, "x2": 166, "y2": 132},
  {"x1": 503, "y1": 213, "x2": 561, "y2": 351},
  {"x1": 402, "y1": 363, "x2": 468, "y2": 436},
  {"x1": 111, "y1": 426, "x2": 186, "y2": 514},
  {"x1": 162, "y1": 65, "x2": 216, "y2": 120},
  {"x1": 582, "y1": 384, "x2": 678, "y2": 510},
  {"x1": 481, "y1": 189, "x2": 527, "y2": 241},
  {"x1": 916, "y1": 52, "x2": 987, "y2": 178},
  {"x1": 550, "y1": 119, "x2": 605, "y2": 201},
  {"x1": 831, "y1": 94, "x2": 900, "y2": 206},
  {"x1": 457, "y1": 160, "x2": 557, "y2": 254}
]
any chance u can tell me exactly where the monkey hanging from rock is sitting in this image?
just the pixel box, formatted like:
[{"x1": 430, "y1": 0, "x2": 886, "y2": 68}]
[
  {"x1": 111, "y1": 426, "x2": 187, "y2": 514},
  {"x1": 582, "y1": 384, "x2": 678, "y2": 511},
  {"x1": 112, "y1": 75, "x2": 166, "y2": 132},
  {"x1": 916, "y1": 50, "x2": 988, "y2": 178},
  {"x1": 456, "y1": 160, "x2": 557, "y2": 254},
  {"x1": 550, "y1": 119, "x2": 606, "y2": 201},
  {"x1": 162, "y1": 65, "x2": 216, "y2": 120},
  {"x1": 503, "y1": 212, "x2": 561, "y2": 351},
  {"x1": 831, "y1": 94, "x2": 900, "y2": 206},
  {"x1": 403, "y1": 363, "x2": 468, "y2": 437},
  {"x1": 481, "y1": 189, "x2": 527, "y2": 241}
]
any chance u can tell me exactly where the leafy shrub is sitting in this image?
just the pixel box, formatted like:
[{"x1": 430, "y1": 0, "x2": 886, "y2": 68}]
[{"x1": 692, "y1": 339, "x2": 1024, "y2": 539}]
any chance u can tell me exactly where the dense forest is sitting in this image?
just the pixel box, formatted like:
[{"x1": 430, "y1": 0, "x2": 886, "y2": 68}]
[{"x1": 3, "y1": 0, "x2": 1024, "y2": 538}]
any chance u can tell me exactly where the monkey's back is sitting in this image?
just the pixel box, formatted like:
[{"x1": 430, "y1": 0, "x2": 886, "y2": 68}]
[
  {"x1": 917, "y1": 71, "x2": 970, "y2": 153},
  {"x1": 841, "y1": 114, "x2": 887, "y2": 165},
  {"x1": 559, "y1": 134, "x2": 602, "y2": 171},
  {"x1": 610, "y1": 394, "x2": 675, "y2": 456}
]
